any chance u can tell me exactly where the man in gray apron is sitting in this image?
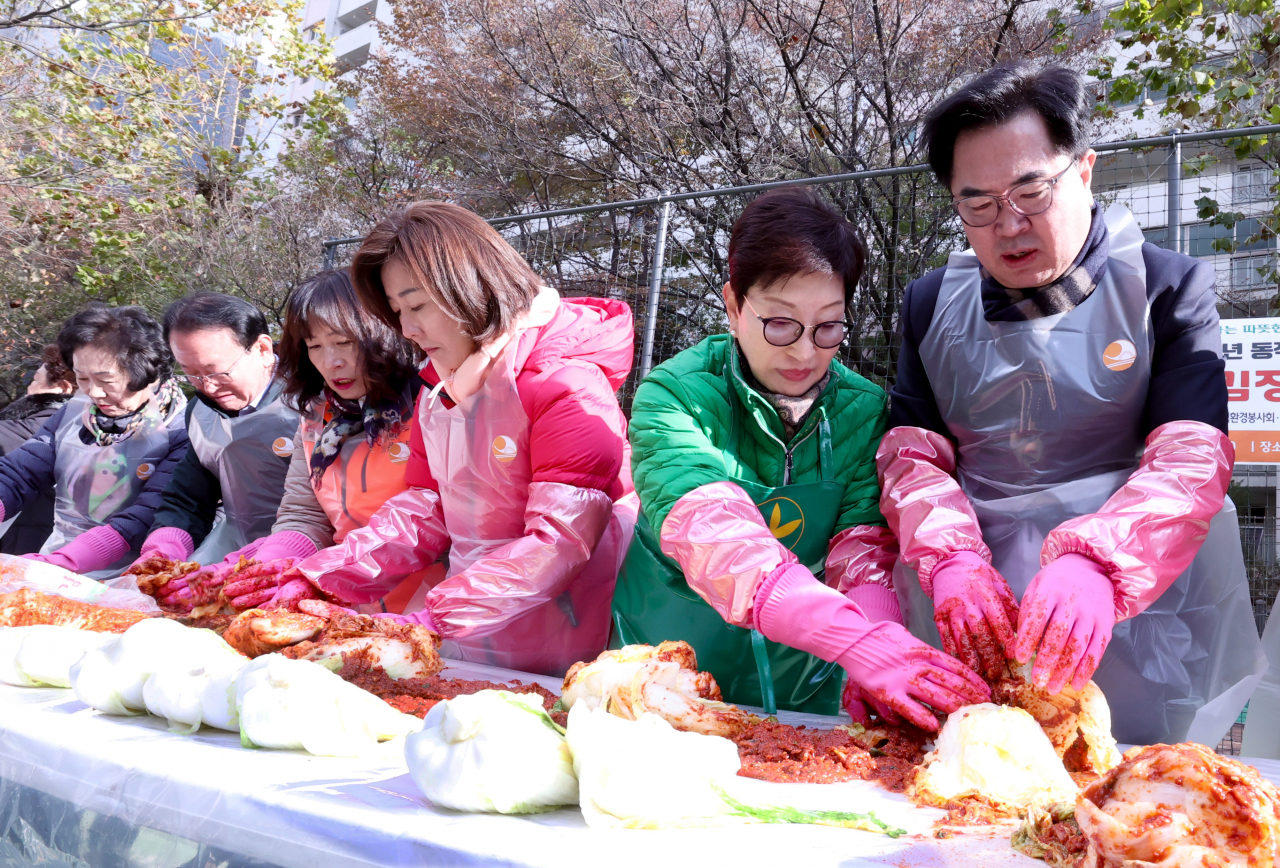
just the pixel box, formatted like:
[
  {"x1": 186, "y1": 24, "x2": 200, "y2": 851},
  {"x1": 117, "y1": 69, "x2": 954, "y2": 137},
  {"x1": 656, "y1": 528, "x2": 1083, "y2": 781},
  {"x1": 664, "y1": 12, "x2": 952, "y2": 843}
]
[
  {"x1": 877, "y1": 63, "x2": 1265, "y2": 746},
  {"x1": 134, "y1": 293, "x2": 298, "y2": 566}
]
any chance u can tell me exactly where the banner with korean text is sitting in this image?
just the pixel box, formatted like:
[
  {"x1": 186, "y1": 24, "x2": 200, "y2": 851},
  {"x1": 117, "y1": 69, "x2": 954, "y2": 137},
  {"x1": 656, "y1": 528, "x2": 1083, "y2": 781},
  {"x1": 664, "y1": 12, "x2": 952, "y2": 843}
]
[{"x1": 1223, "y1": 316, "x2": 1280, "y2": 462}]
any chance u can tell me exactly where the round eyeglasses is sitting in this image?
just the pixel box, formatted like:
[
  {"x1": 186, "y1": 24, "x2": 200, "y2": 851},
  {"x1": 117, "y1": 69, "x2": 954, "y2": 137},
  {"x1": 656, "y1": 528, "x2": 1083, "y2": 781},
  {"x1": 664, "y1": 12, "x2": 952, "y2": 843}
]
[
  {"x1": 953, "y1": 160, "x2": 1077, "y2": 228},
  {"x1": 743, "y1": 298, "x2": 849, "y2": 349},
  {"x1": 176, "y1": 348, "x2": 252, "y2": 389}
]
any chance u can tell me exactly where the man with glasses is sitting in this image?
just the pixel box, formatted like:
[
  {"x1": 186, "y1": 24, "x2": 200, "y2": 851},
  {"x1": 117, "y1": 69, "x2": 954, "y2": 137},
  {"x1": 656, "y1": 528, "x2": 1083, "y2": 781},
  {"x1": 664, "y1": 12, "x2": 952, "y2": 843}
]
[
  {"x1": 877, "y1": 63, "x2": 1261, "y2": 744},
  {"x1": 132, "y1": 293, "x2": 299, "y2": 572}
]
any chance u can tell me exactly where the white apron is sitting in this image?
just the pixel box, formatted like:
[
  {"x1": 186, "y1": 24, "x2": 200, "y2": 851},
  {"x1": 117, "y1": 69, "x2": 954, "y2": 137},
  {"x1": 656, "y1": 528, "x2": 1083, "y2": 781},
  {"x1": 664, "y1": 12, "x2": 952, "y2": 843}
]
[
  {"x1": 417, "y1": 335, "x2": 635, "y2": 676},
  {"x1": 186, "y1": 379, "x2": 298, "y2": 563},
  {"x1": 903, "y1": 204, "x2": 1265, "y2": 746},
  {"x1": 43, "y1": 391, "x2": 188, "y2": 579}
]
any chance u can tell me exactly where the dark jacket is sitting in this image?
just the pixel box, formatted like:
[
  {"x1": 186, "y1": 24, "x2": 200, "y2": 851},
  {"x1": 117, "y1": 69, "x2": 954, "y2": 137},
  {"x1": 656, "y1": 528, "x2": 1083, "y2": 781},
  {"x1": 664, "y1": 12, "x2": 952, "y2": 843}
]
[
  {"x1": 0, "y1": 393, "x2": 71, "y2": 554},
  {"x1": 149, "y1": 385, "x2": 296, "y2": 548},
  {"x1": 888, "y1": 242, "x2": 1228, "y2": 437}
]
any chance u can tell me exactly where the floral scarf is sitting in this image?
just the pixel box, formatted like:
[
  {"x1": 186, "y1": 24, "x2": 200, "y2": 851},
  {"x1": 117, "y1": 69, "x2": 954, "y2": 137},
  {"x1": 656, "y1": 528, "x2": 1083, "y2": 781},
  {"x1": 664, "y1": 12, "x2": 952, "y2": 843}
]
[
  {"x1": 738, "y1": 345, "x2": 831, "y2": 441},
  {"x1": 81, "y1": 378, "x2": 180, "y2": 447},
  {"x1": 308, "y1": 387, "x2": 412, "y2": 486}
]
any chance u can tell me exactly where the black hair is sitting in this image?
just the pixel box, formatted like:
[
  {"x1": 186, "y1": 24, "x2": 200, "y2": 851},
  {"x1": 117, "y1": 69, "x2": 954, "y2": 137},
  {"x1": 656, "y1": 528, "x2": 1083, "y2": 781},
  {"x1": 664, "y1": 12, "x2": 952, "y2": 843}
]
[
  {"x1": 728, "y1": 186, "x2": 867, "y2": 309},
  {"x1": 923, "y1": 63, "x2": 1093, "y2": 189},
  {"x1": 57, "y1": 304, "x2": 173, "y2": 392},
  {"x1": 163, "y1": 292, "x2": 270, "y2": 348},
  {"x1": 278, "y1": 269, "x2": 422, "y2": 412}
]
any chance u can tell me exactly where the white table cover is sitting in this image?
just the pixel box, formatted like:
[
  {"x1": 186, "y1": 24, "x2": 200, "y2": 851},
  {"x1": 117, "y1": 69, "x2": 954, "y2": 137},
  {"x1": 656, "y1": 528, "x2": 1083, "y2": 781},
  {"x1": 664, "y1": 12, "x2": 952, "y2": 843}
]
[{"x1": 2, "y1": 658, "x2": 1277, "y2": 868}]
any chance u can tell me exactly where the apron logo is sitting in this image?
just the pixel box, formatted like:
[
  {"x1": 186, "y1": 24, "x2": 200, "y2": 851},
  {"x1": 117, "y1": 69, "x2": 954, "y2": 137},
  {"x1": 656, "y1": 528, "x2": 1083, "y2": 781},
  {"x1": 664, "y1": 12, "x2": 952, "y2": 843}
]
[
  {"x1": 271, "y1": 437, "x2": 294, "y2": 457},
  {"x1": 1103, "y1": 340, "x2": 1137, "y2": 372},
  {"x1": 388, "y1": 442, "x2": 411, "y2": 463},
  {"x1": 759, "y1": 497, "x2": 804, "y2": 549},
  {"x1": 492, "y1": 435, "x2": 518, "y2": 464},
  {"x1": 136, "y1": 463, "x2": 154, "y2": 480}
]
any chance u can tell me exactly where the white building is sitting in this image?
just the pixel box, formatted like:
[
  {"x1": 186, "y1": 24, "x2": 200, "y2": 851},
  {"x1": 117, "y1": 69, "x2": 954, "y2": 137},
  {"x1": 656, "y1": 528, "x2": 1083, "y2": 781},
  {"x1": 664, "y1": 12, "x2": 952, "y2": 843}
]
[{"x1": 286, "y1": 0, "x2": 392, "y2": 123}]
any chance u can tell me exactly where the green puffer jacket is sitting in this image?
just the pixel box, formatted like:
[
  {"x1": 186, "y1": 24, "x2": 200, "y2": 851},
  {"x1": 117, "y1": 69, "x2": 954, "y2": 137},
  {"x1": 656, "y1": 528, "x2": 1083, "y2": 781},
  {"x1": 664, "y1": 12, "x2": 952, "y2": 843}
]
[{"x1": 630, "y1": 334, "x2": 889, "y2": 535}]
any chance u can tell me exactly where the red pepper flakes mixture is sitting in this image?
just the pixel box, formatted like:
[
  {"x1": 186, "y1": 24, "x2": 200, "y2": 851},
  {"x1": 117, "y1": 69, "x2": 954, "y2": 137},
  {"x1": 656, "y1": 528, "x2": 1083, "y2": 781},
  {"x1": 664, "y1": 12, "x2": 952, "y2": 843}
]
[
  {"x1": 732, "y1": 720, "x2": 877, "y2": 784},
  {"x1": 335, "y1": 655, "x2": 563, "y2": 723}
]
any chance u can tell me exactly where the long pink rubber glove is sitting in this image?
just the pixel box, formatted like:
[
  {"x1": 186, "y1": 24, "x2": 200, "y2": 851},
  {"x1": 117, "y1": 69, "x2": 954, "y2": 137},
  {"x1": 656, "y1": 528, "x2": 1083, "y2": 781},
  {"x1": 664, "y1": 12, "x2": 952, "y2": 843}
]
[
  {"x1": 1015, "y1": 554, "x2": 1114, "y2": 693},
  {"x1": 135, "y1": 527, "x2": 195, "y2": 565},
  {"x1": 293, "y1": 488, "x2": 450, "y2": 604},
  {"x1": 1040, "y1": 420, "x2": 1234, "y2": 621},
  {"x1": 876, "y1": 426, "x2": 991, "y2": 592},
  {"x1": 24, "y1": 525, "x2": 130, "y2": 574},
  {"x1": 402, "y1": 482, "x2": 612, "y2": 641},
  {"x1": 1017, "y1": 420, "x2": 1235, "y2": 693},
  {"x1": 930, "y1": 550, "x2": 1020, "y2": 679},
  {"x1": 659, "y1": 480, "x2": 797, "y2": 628},
  {"x1": 754, "y1": 563, "x2": 990, "y2": 731},
  {"x1": 827, "y1": 524, "x2": 902, "y2": 624}
]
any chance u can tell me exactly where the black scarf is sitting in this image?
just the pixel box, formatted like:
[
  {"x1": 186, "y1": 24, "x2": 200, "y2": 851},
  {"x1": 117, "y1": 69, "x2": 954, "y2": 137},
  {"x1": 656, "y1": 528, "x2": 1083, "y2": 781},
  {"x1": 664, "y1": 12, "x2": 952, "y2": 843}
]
[{"x1": 981, "y1": 207, "x2": 1110, "y2": 322}]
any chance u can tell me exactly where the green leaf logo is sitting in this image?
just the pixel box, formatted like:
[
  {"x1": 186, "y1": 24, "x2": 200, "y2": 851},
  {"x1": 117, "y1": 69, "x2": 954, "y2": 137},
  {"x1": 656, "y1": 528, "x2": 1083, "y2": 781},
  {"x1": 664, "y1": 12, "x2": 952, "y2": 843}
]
[{"x1": 761, "y1": 497, "x2": 804, "y2": 547}]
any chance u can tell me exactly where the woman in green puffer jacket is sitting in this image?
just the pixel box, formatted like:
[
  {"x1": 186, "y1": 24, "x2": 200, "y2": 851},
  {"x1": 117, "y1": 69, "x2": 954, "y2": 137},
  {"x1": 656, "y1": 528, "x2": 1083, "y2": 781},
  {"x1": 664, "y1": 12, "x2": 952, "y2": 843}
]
[{"x1": 613, "y1": 187, "x2": 988, "y2": 727}]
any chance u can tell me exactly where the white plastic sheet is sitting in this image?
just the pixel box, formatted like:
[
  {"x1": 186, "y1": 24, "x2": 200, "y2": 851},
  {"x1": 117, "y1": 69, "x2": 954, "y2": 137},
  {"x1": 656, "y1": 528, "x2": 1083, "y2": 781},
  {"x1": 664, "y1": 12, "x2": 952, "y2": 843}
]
[
  {"x1": 2, "y1": 658, "x2": 1279, "y2": 868},
  {"x1": 0, "y1": 552, "x2": 160, "y2": 613}
]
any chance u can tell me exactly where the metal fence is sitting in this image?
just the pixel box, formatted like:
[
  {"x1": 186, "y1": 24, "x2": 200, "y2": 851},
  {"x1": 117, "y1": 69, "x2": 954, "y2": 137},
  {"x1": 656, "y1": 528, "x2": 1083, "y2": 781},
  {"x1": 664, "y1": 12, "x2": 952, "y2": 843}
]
[{"x1": 321, "y1": 123, "x2": 1280, "y2": 631}]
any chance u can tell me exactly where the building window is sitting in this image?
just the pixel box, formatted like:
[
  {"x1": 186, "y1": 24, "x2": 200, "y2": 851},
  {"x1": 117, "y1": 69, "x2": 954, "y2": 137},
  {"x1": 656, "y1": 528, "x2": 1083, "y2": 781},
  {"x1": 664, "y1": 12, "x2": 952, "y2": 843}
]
[
  {"x1": 1187, "y1": 222, "x2": 1232, "y2": 257},
  {"x1": 1143, "y1": 226, "x2": 1168, "y2": 248},
  {"x1": 1235, "y1": 164, "x2": 1275, "y2": 206},
  {"x1": 1233, "y1": 254, "x2": 1276, "y2": 291},
  {"x1": 1187, "y1": 218, "x2": 1277, "y2": 258}
]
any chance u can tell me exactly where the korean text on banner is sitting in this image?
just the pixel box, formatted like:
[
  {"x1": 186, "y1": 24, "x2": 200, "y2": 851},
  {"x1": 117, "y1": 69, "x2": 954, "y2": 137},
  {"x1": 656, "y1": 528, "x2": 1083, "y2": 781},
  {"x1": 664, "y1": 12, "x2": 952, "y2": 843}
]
[{"x1": 1223, "y1": 317, "x2": 1280, "y2": 462}]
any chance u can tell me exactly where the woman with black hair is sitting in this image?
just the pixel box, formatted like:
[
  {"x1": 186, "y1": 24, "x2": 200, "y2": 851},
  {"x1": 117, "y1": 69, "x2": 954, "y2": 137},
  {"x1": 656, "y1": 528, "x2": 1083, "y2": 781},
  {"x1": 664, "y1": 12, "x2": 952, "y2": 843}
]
[
  {"x1": 0, "y1": 304, "x2": 189, "y2": 578},
  {"x1": 189, "y1": 269, "x2": 428, "y2": 612}
]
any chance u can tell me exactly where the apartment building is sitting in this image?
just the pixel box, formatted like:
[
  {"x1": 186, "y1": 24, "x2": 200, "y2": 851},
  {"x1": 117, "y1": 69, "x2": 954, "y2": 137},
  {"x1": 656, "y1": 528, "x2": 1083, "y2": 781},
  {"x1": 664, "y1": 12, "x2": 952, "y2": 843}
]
[{"x1": 287, "y1": 0, "x2": 391, "y2": 121}]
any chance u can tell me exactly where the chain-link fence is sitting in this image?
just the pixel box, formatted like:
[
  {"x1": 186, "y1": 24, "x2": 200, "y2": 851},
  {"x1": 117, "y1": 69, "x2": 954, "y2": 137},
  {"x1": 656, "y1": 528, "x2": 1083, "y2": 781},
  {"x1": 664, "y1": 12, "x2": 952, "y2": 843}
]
[{"x1": 322, "y1": 123, "x2": 1280, "y2": 630}]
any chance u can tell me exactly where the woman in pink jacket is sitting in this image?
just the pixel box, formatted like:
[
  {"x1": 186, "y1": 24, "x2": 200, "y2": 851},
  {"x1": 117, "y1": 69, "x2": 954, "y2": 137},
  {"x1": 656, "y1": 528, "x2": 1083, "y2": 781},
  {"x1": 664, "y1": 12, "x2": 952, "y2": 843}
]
[{"x1": 274, "y1": 201, "x2": 637, "y2": 676}]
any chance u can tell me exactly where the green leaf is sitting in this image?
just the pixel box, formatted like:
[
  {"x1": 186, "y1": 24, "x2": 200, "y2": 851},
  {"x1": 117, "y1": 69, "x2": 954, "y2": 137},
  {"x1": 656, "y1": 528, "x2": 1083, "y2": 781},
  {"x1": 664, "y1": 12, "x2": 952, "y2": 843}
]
[{"x1": 712, "y1": 786, "x2": 907, "y2": 838}]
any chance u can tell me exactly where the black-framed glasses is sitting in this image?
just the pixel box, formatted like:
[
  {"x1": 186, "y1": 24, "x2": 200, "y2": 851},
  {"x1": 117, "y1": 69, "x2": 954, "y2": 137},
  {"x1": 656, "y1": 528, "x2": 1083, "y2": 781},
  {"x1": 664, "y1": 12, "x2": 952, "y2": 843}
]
[
  {"x1": 744, "y1": 298, "x2": 849, "y2": 349},
  {"x1": 954, "y1": 160, "x2": 1077, "y2": 227},
  {"x1": 176, "y1": 348, "x2": 252, "y2": 389}
]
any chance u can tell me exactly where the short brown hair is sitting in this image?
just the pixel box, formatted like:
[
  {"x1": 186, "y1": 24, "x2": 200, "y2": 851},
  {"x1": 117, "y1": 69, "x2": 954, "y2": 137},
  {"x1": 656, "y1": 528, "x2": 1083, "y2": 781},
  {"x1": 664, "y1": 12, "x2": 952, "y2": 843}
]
[
  {"x1": 351, "y1": 201, "x2": 543, "y2": 345},
  {"x1": 727, "y1": 187, "x2": 868, "y2": 310}
]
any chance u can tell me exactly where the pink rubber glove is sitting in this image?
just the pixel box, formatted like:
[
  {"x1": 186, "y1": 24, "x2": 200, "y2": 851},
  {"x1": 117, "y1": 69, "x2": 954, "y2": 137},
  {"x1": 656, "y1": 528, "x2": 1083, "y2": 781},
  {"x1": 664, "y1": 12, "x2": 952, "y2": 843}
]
[
  {"x1": 159, "y1": 537, "x2": 269, "y2": 608},
  {"x1": 264, "y1": 578, "x2": 320, "y2": 611},
  {"x1": 136, "y1": 527, "x2": 194, "y2": 565},
  {"x1": 930, "y1": 550, "x2": 1020, "y2": 679},
  {"x1": 876, "y1": 426, "x2": 990, "y2": 590},
  {"x1": 754, "y1": 563, "x2": 990, "y2": 731},
  {"x1": 1042, "y1": 421, "x2": 1234, "y2": 621},
  {"x1": 24, "y1": 525, "x2": 130, "y2": 575},
  {"x1": 1015, "y1": 553, "x2": 1116, "y2": 694},
  {"x1": 373, "y1": 607, "x2": 439, "y2": 633},
  {"x1": 222, "y1": 559, "x2": 299, "y2": 611}
]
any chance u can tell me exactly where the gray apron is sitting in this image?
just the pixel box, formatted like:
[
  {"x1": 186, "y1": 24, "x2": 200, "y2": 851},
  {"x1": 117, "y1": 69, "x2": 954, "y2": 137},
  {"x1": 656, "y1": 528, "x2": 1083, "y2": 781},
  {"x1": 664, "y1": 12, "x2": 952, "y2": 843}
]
[
  {"x1": 186, "y1": 379, "x2": 298, "y2": 563},
  {"x1": 903, "y1": 204, "x2": 1265, "y2": 746},
  {"x1": 43, "y1": 391, "x2": 188, "y2": 579}
]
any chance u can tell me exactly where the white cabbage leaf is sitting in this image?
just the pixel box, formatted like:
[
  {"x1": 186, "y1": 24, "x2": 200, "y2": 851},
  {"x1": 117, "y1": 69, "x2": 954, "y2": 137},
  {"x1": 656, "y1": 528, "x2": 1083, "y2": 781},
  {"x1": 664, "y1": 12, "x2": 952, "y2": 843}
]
[
  {"x1": 566, "y1": 703, "x2": 745, "y2": 829},
  {"x1": 142, "y1": 637, "x2": 248, "y2": 733},
  {"x1": 69, "y1": 618, "x2": 228, "y2": 715},
  {"x1": 916, "y1": 703, "x2": 1078, "y2": 809},
  {"x1": 0, "y1": 625, "x2": 114, "y2": 687},
  {"x1": 235, "y1": 654, "x2": 421, "y2": 757},
  {"x1": 405, "y1": 689, "x2": 577, "y2": 814}
]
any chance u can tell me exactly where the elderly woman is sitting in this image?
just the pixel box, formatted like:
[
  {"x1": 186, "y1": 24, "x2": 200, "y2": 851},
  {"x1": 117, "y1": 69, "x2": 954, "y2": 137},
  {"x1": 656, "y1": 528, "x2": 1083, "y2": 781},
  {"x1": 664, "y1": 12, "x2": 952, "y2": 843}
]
[
  {"x1": 157, "y1": 270, "x2": 427, "y2": 612},
  {"x1": 612, "y1": 188, "x2": 989, "y2": 727},
  {"x1": 269, "y1": 201, "x2": 636, "y2": 677},
  {"x1": 0, "y1": 305, "x2": 188, "y2": 578}
]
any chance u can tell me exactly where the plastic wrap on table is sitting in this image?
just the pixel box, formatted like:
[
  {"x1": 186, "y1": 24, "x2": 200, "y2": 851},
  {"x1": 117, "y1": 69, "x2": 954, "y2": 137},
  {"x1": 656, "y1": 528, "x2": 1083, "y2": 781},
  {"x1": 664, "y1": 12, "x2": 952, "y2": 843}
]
[
  {"x1": 0, "y1": 554, "x2": 160, "y2": 614},
  {"x1": 0, "y1": 777, "x2": 282, "y2": 868},
  {"x1": 0, "y1": 664, "x2": 1091, "y2": 868}
]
